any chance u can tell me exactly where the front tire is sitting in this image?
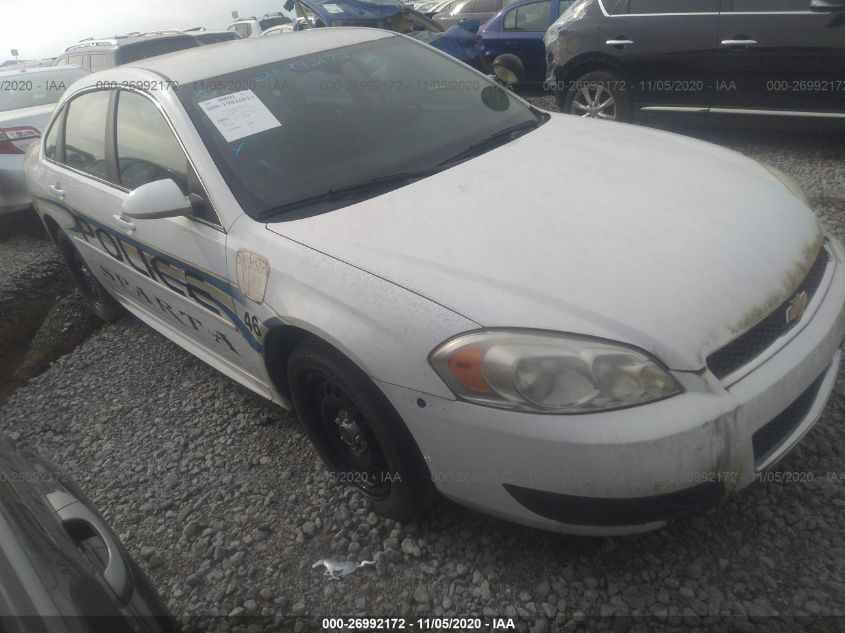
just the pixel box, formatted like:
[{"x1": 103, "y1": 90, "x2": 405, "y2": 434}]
[
  {"x1": 561, "y1": 70, "x2": 632, "y2": 122},
  {"x1": 56, "y1": 231, "x2": 125, "y2": 322},
  {"x1": 287, "y1": 336, "x2": 436, "y2": 522}
]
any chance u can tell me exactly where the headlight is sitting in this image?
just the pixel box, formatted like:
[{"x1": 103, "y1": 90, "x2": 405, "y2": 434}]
[
  {"x1": 761, "y1": 163, "x2": 809, "y2": 206},
  {"x1": 429, "y1": 330, "x2": 682, "y2": 414}
]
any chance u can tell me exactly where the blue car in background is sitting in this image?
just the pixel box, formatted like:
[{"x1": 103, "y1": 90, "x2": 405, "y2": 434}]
[
  {"x1": 480, "y1": 0, "x2": 573, "y2": 85},
  {"x1": 285, "y1": 0, "x2": 486, "y2": 70}
]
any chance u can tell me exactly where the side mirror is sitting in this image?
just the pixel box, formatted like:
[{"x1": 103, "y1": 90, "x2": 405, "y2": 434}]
[
  {"x1": 811, "y1": 0, "x2": 845, "y2": 10},
  {"x1": 492, "y1": 53, "x2": 524, "y2": 86},
  {"x1": 121, "y1": 179, "x2": 192, "y2": 220}
]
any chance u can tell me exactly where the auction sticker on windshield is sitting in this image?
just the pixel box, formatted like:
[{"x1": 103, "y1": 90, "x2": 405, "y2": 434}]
[{"x1": 198, "y1": 90, "x2": 281, "y2": 143}]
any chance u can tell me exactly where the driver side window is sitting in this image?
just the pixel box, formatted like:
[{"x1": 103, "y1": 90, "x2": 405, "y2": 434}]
[
  {"x1": 115, "y1": 90, "x2": 189, "y2": 192},
  {"x1": 116, "y1": 90, "x2": 220, "y2": 225}
]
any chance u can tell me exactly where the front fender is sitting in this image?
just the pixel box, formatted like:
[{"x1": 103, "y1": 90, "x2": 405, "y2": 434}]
[{"x1": 229, "y1": 220, "x2": 479, "y2": 400}]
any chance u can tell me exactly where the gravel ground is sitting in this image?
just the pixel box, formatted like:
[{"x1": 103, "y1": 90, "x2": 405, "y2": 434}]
[
  {"x1": 0, "y1": 210, "x2": 101, "y2": 403},
  {"x1": 2, "y1": 117, "x2": 845, "y2": 632}
]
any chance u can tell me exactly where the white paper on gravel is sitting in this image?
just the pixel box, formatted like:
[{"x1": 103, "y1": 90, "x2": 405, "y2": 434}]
[{"x1": 198, "y1": 90, "x2": 281, "y2": 143}]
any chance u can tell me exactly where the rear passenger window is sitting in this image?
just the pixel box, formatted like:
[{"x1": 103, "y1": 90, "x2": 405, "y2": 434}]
[
  {"x1": 115, "y1": 91, "x2": 188, "y2": 193},
  {"x1": 63, "y1": 90, "x2": 110, "y2": 179},
  {"x1": 504, "y1": 0, "x2": 550, "y2": 30},
  {"x1": 731, "y1": 0, "x2": 806, "y2": 10},
  {"x1": 88, "y1": 53, "x2": 108, "y2": 71},
  {"x1": 473, "y1": 0, "x2": 499, "y2": 12},
  {"x1": 624, "y1": 0, "x2": 709, "y2": 13}
]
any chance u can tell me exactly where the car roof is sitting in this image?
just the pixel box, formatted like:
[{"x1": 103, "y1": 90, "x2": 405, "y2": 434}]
[
  {"x1": 0, "y1": 64, "x2": 87, "y2": 78},
  {"x1": 62, "y1": 32, "x2": 196, "y2": 53},
  {"x1": 119, "y1": 28, "x2": 394, "y2": 83}
]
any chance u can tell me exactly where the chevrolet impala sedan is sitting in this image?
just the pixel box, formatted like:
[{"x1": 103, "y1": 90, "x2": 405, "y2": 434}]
[{"x1": 25, "y1": 29, "x2": 845, "y2": 534}]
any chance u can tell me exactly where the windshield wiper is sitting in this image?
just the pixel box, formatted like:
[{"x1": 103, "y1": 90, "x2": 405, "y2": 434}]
[
  {"x1": 260, "y1": 116, "x2": 544, "y2": 219},
  {"x1": 259, "y1": 168, "x2": 439, "y2": 218},
  {"x1": 437, "y1": 118, "x2": 542, "y2": 168}
]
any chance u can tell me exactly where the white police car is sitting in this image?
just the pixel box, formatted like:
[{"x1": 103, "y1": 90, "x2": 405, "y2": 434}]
[{"x1": 25, "y1": 28, "x2": 845, "y2": 534}]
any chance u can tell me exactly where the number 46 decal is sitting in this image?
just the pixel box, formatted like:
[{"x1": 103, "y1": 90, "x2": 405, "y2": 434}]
[{"x1": 244, "y1": 311, "x2": 261, "y2": 337}]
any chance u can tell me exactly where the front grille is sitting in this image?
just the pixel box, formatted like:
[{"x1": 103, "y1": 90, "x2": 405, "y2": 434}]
[
  {"x1": 752, "y1": 370, "x2": 826, "y2": 467},
  {"x1": 707, "y1": 246, "x2": 830, "y2": 380}
]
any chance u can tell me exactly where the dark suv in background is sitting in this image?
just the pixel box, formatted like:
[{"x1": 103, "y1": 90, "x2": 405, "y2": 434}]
[
  {"x1": 545, "y1": 0, "x2": 845, "y2": 121},
  {"x1": 53, "y1": 33, "x2": 199, "y2": 71}
]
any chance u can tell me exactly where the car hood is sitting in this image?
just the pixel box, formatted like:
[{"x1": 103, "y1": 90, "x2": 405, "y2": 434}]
[{"x1": 267, "y1": 114, "x2": 823, "y2": 370}]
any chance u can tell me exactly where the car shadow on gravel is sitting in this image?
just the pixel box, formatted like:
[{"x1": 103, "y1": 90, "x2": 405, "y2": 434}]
[{"x1": 0, "y1": 208, "x2": 104, "y2": 404}]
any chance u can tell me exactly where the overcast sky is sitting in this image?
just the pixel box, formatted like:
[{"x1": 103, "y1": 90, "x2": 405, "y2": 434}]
[{"x1": 2, "y1": 0, "x2": 292, "y2": 61}]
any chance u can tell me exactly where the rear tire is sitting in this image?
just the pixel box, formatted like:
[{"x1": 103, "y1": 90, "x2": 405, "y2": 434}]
[
  {"x1": 562, "y1": 70, "x2": 632, "y2": 122},
  {"x1": 287, "y1": 336, "x2": 437, "y2": 523},
  {"x1": 56, "y1": 231, "x2": 125, "y2": 323}
]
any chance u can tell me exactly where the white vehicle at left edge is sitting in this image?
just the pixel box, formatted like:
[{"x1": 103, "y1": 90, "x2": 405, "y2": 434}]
[{"x1": 1, "y1": 65, "x2": 88, "y2": 214}]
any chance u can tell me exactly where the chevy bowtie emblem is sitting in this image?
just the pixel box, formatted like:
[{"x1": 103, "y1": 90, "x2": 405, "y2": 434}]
[{"x1": 785, "y1": 291, "x2": 809, "y2": 326}]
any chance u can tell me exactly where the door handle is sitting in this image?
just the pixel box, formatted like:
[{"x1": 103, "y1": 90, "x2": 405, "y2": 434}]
[
  {"x1": 606, "y1": 39, "x2": 634, "y2": 48},
  {"x1": 721, "y1": 39, "x2": 757, "y2": 47},
  {"x1": 49, "y1": 184, "x2": 65, "y2": 201},
  {"x1": 47, "y1": 491, "x2": 132, "y2": 602},
  {"x1": 113, "y1": 214, "x2": 136, "y2": 234}
]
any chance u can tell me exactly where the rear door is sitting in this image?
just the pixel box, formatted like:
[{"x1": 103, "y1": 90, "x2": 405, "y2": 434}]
[
  {"x1": 714, "y1": 0, "x2": 845, "y2": 113},
  {"x1": 598, "y1": 0, "x2": 720, "y2": 110},
  {"x1": 496, "y1": 0, "x2": 552, "y2": 83}
]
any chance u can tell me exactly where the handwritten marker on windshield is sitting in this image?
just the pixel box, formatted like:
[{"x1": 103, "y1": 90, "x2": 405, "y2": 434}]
[{"x1": 234, "y1": 142, "x2": 245, "y2": 156}]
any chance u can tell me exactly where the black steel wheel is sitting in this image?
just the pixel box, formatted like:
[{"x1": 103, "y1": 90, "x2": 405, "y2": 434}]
[
  {"x1": 56, "y1": 231, "x2": 125, "y2": 322},
  {"x1": 288, "y1": 336, "x2": 437, "y2": 522}
]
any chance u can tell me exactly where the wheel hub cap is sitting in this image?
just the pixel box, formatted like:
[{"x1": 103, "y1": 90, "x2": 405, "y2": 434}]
[
  {"x1": 573, "y1": 84, "x2": 616, "y2": 120},
  {"x1": 334, "y1": 410, "x2": 368, "y2": 456}
]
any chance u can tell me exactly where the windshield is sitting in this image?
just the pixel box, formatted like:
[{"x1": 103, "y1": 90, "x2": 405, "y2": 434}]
[
  {"x1": 177, "y1": 35, "x2": 540, "y2": 218},
  {"x1": 0, "y1": 68, "x2": 89, "y2": 112}
]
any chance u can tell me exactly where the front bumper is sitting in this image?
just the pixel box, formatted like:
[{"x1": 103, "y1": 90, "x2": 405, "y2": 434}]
[
  {"x1": 378, "y1": 239, "x2": 845, "y2": 535},
  {"x1": 0, "y1": 154, "x2": 31, "y2": 214}
]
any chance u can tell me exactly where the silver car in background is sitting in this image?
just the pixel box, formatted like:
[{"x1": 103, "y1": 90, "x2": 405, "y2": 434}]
[{"x1": 1, "y1": 65, "x2": 88, "y2": 214}]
